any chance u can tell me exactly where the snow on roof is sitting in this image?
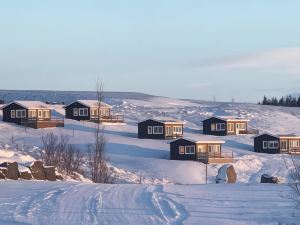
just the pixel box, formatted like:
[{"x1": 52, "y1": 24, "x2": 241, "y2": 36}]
[
  {"x1": 171, "y1": 137, "x2": 225, "y2": 144},
  {"x1": 203, "y1": 116, "x2": 250, "y2": 122},
  {"x1": 140, "y1": 117, "x2": 184, "y2": 124},
  {"x1": 65, "y1": 100, "x2": 112, "y2": 108},
  {"x1": 1, "y1": 101, "x2": 51, "y2": 109}
]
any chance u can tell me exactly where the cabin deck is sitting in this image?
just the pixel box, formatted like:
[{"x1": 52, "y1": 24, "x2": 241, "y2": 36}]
[
  {"x1": 90, "y1": 115, "x2": 124, "y2": 123},
  {"x1": 197, "y1": 152, "x2": 234, "y2": 164},
  {"x1": 21, "y1": 118, "x2": 64, "y2": 129}
]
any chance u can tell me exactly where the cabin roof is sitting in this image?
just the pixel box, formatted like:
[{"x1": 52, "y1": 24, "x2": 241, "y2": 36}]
[
  {"x1": 203, "y1": 116, "x2": 250, "y2": 122},
  {"x1": 171, "y1": 137, "x2": 225, "y2": 144},
  {"x1": 0, "y1": 101, "x2": 51, "y2": 110},
  {"x1": 139, "y1": 117, "x2": 184, "y2": 125},
  {"x1": 254, "y1": 133, "x2": 300, "y2": 139},
  {"x1": 64, "y1": 100, "x2": 112, "y2": 109}
]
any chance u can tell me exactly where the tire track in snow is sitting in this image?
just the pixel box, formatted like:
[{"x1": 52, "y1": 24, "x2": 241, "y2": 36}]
[{"x1": 149, "y1": 185, "x2": 189, "y2": 225}]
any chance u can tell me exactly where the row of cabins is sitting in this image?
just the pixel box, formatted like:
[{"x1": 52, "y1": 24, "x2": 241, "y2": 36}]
[
  {"x1": 138, "y1": 117, "x2": 300, "y2": 164},
  {"x1": 0, "y1": 100, "x2": 124, "y2": 129},
  {"x1": 1, "y1": 101, "x2": 299, "y2": 163}
]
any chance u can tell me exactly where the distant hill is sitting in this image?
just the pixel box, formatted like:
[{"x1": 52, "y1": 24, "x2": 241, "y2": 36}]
[{"x1": 0, "y1": 90, "x2": 156, "y2": 104}]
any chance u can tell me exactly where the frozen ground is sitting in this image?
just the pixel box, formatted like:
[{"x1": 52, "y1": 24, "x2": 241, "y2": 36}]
[{"x1": 0, "y1": 92, "x2": 299, "y2": 224}]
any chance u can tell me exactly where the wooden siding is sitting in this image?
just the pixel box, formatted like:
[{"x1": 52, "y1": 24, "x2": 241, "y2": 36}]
[
  {"x1": 170, "y1": 139, "x2": 197, "y2": 160},
  {"x1": 254, "y1": 134, "x2": 280, "y2": 154},
  {"x1": 65, "y1": 102, "x2": 91, "y2": 121},
  {"x1": 170, "y1": 138, "x2": 233, "y2": 164},
  {"x1": 138, "y1": 120, "x2": 183, "y2": 139},
  {"x1": 203, "y1": 117, "x2": 249, "y2": 136},
  {"x1": 138, "y1": 120, "x2": 165, "y2": 139},
  {"x1": 203, "y1": 117, "x2": 227, "y2": 136}
]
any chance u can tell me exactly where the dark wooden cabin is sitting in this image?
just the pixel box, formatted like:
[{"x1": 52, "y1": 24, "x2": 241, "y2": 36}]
[
  {"x1": 254, "y1": 133, "x2": 300, "y2": 155},
  {"x1": 138, "y1": 118, "x2": 184, "y2": 139},
  {"x1": 170, "y1": 138, "x2": 233, "y2": 164},
  {"x1": 64, "y1": 100, "x2": 124, "y2": 123},
  {"x1": 203, "y1": 116, "x2": 250, "y2": 136},
  {"x1": 0, "y1": 101, "x2": 64, "y2": 129}
]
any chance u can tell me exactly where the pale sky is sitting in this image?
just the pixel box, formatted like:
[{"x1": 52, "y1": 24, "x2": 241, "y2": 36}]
[{"x1": 1, "y1": 1, "x2": 300, "y2": 102}]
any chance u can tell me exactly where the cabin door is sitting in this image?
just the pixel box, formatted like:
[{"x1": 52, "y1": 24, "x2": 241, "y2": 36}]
[
  {"x1": 38, "y1": 110, "x2": 43, "y2": 120},
  {"x1": 166, "y1": 126, "x2": 173, "y2": 137},
  {"x1": 280, "y1": 140, "x2": 287, "y2": 152},
  {"x1": 197, "y1": 145, "x2": 207, "y2": 159},
  {"x1": 235, "y1": 123, "x2": 240, "y2": 135}
]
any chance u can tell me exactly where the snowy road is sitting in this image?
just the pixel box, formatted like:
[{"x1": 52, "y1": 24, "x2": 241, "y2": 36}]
[{"x1": 0, "y1": 181, "x2": 298, "y2": 225}]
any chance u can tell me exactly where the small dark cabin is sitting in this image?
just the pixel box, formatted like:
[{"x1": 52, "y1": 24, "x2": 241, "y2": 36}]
[
  {"x1": 203, "y1": 116, "x2": 250, "y2": 136},
  {"x1": 64, "y1": 100, "x2": 124, "y2": 123},
  {"x1": 0, "y1": 101, "x2": 64, "y2": 129},
  {"x1": 254, "y1": 133, "x2": 300, "y2": 154},
  {"x1": 170, "y1": 138, "x2": 233, "y2": 164},
  {"x1": 138, "y1": 118, "x2": 184, "y2": 139}
]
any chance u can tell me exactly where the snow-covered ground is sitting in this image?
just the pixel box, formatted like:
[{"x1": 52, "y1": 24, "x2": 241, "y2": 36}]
[
  {"x1": 0, "y1": 181, "x2": 298, "y2": 225},
  {"x1": 0, "y1": 93, "x2": 299, "y2": 224}
]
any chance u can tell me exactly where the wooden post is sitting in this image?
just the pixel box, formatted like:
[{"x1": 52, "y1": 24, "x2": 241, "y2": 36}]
[{"x1": 206, "y1": 163, "x2": 208, "y2": 184}]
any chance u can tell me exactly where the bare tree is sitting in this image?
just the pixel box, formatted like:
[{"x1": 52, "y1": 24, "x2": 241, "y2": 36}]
[
  {"x1": 41, "y1": 132, "x2": 84, "y2": 177},
  {"x1": 88, "y1": 80, "x2": 115, "y2": 183},
  {"x1": 290, "y1": 156, "x2": 300, "y2": 206}
]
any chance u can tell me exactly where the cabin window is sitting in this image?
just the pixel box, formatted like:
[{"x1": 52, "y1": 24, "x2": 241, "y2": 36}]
[
  {"x1": 227, "y1": 123, "x2": 234, "y2": 132},
  {"x1": 263, "y1": 141, "x2": 268, "y2": 149},
  {"x1": 43, "y1": 110, "x2": 50, "y2": 118},
  {"x1": 211, "y1": 123, "x2": 216, "y2": 131},
  {"x1": 290, "y1": 140, "x2": 300, "y2": 148},
  {"x1": 173, "y1": 126, "x2": 182, "y2": 134},
  {"x1": 73, "y1": 108, "x2": 78, "y2": 116},
  {"x1": 11, "y1": 110, "x2": 16, "y2": 118},
  {"x1": 179, "y1": 146, "x2": 185, "y2": 154},
  {"x1": 100, "y1": 109, "x2": 109, "y2": 116},
  {"x1": 236, "y1": 123, "x2": 246, "y2": 130},
  {"x1": 153, "y1": 126, "x2": 163, "y2": 134},
  {"x1": 147, "y1": 126, "x2": 153, "y2": 134},
  {"x1": 79, "y1": 108, "x2": 88, "y2": 116},
  {"x1": 185, "y1": 145, "x2": 195, "y2": 154},
  {"x1": 268, "y1": 141, "x2": 279, "y2": 149},
  {"x1": 38, "y1": 110, "x2": 43, "y2": 118},
  {"x1": 91, "y1": 108, "x2": 98, "y2": 117},
  {"x1": 28, "y1": 110, "x2": 37, "y2": 118},
  {"x1": 208, "y1": 145, "x2": 220, "y2": 153},
  {"x1": 16, "y1": 110, "x2": 26, "y2": 118},
  {"x1": 216, "y1": 123, "x2": 225, "y2": 131}
]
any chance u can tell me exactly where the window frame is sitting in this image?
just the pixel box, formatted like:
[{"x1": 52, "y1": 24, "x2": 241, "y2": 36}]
[
  {"x1": 216, "y1": 123, "x2": 225, "y2": 131},
  {"x1": 179, "y1": 146, "x2": 185, "y2": 155},
  {"x1": 79, "y1": 108, "x2": 88, "y2": 116},
  {"x1": 185, "y1": 145, "x2": 195, "y2": 154},
  {"x1": 268, "y1": 141, "x2": 279, "y2": 149},
  {"x1": 73, "y1": 108, "x2": 79, "y2": 116},
  {"x1": 263, "y1": 141, "x2": 268, "y2": 149},
  {"x1": 173, "y1": 126, "x2": 182, "y2": 134},
  {"x1": 147, "y1": 126, "x2": 153, "y2": 134},
  {"x1": 153, "y1": 126, "x2": 163, "y2": 134},
  {"x1": 16, "y1": 109, "x2": 26, "y2": 118},
  {"x1": 11, "y1": 110, "x2": 16, "y2": 118}
]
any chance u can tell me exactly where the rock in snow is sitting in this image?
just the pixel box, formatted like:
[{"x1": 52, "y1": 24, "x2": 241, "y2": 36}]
[{"x1": 216, "y1": 164, "x2": 237, "y2": 184}]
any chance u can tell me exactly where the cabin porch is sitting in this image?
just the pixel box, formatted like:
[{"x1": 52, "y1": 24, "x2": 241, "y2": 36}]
[
  {"x1": 90, "y1": 115, "x2": 124, "y2": 123},
  {"x1": 21, "y1": 118, "x2": 64, "y2": 129},
  {"x1": 197, "y1": 152, "x2": 234, "y2": 164}
]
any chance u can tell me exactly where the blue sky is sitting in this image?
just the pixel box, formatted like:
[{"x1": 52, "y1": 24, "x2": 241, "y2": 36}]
[{"x1": 1, "y1": 1, "x2": 300, "y2": 102}]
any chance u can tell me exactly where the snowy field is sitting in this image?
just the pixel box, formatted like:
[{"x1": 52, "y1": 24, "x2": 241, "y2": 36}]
[
  {"x1": 0, "y1": 92, "x2": 299, "y2": 224},
  {"x1": 0, "y1": 181, "x2": 298, "y2": 225}
]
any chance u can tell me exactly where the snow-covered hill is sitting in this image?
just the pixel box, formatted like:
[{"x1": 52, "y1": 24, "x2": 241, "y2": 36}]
[{"x1": 0, "y1": 92, "x2": 299, "y2": 224}]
